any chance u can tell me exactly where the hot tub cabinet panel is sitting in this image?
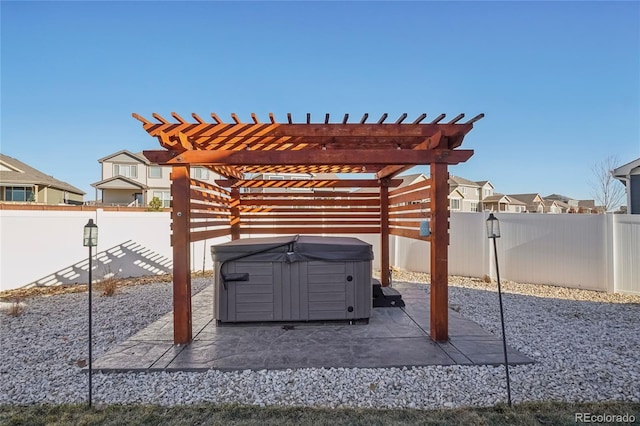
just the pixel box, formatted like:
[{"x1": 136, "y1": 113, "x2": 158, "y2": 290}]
[{"x1": 212, "y1": 236, "x2": 373, "y2": 323}]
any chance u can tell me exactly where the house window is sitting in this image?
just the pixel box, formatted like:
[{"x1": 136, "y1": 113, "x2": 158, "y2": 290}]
[
  {"x1": 153, "y1": 191, "x2": 171, "y2": 208},
  {"x1": 5, "y1": 186, "x2": 34, "y2": 202},
  {"x1": 192, "y1": 167, "x2": 209, "y2": 180},
  {"x1": 148, "y1": 166, "x2": 162, "y2": 179},
  {"x1": 450, "y1": 199, "x2": 461, "y2": 210},
  {"x1": 484, "y1": 188, "x2": 491, "y2": 197},
  {"x1": 470, "y1": 202, "x2": 479, "y2": 212},
  {"x1": 114, "y1": 164, "x2": 137, "y2": 178},
  {"x1": 460, "y1": 187, "x2": 466, "y2": 194}
]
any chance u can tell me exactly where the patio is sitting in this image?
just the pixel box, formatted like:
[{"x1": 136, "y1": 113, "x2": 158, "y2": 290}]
[{"x1": 93, "y1": 281, "x2": 532, "y2": 372}]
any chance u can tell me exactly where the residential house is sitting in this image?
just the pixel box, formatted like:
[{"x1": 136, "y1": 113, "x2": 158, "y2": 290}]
[
  {"x1": 613, "y1": 157, "x2": 640, "y2": 214},
  {"x1": 0, "y1": 154, "x2": 85, "y2": 204},
  {"x1": 448, "y1": 176, "x2": 483, "y2": 212},
  {"x1": 508, "y1": 193, "x2": 561, "y2": 213},
  {"x1": 357, "y1": 173, "x2": 497, "y2": 213},
  {"x1": 544, "y1": 194, "x2": 602, "y2": 214},
  {"x1": 482, "y1": 194, "x2": 527, "y2": 213},
  {"x1": 544, "y1": 194, "x2": 580, "y2": 213},
  {"x1": 576, "y1": 200, "x2": 604, "y2": 214},
  {"x1": 92, "y1": 150, "x2": 220, "y2": 207}
]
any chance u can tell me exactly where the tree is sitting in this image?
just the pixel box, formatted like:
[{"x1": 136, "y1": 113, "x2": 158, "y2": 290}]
[
  {"x1": 147, "y1": 196, "x2": 163, "y2": 212},
  {"x1": 590, "y1": 156, "x2": 625, "y2": 212}
]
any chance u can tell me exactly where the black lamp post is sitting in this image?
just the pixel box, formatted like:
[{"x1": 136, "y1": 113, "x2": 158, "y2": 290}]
[
  {"x1": 83, "y1": 219, "x2": 98, "y2": 407},
  {"x1": 486, "y1": 213, "x2": 512, "y2": 407}
]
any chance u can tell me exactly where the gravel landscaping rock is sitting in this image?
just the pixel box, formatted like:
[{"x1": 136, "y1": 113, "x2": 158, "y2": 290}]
[{"x1": 1, "y1": 273, "x2": 639, "y2": 409}]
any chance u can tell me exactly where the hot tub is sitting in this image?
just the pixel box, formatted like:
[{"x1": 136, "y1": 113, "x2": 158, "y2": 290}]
[{"x1": 211, "y1": 235, "x2": 373, "y2": 323}]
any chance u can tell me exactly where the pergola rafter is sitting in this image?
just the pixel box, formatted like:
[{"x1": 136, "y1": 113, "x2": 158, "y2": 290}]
[{"x1": 134, "y1": 111, "x2": 483, "y2": 345}]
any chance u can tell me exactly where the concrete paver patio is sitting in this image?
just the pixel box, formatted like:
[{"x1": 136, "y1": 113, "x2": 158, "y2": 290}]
[{"x1": 93, "y1": 281, "x2": 532, "y2": 372}]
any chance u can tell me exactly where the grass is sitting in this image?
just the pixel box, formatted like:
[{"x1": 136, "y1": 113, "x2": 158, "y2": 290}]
[{"x1": 0, "y1": 401, "x2": 638, "y2": 426}]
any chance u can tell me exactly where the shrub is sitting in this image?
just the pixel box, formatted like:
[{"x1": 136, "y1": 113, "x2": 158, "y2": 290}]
[
  {"x1": 147, "y1": 196, "x2": 163, "y2": 212},
  {"x1": 6, "y1": 298, "x2": 25, "y2": 317}
]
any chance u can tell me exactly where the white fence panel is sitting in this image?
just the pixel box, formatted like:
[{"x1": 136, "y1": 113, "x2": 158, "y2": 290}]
[
  {"x1": 1, "y1": 209, "x2": 638, "y2": 293},
  {"x1": 449, "y1": 213, "x2": 486, "y2": 278},
  {"x1": 495, "y1": 213, "x2": 608, "y2": 291},
  {"x1": 391, "y1": 213, "x2": 486, "y2": 277},
  {"x1": 1, "y1": 210, "x2": 94, "y2": 291},
  {"x1": 614, "y1": 215, "x2": 640, "y2": 294},
  {"x1": 0, "y1": 209, "x2": 229, "y2": 291}
]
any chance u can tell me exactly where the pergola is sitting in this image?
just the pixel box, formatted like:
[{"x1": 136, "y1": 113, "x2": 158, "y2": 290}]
[{"x1": 135, "y1": 111, "x2": 483, "y2": 345}]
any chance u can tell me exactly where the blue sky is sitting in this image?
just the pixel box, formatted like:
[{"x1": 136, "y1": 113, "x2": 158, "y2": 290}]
[{"x1": 2, "y1": 1, "x2": 639, "y2": 201}]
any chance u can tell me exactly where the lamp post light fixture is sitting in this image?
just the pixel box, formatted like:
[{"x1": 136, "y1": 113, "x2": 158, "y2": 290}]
[
  {"x1": 486, "y1": 213, "x2": 512, "y2": 407},
  {"x1": 83, "y1": 219, "x2": 98, "y2": 407}
]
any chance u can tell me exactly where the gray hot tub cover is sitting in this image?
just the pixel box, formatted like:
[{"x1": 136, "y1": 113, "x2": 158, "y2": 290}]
[{"x1": 211, "y1": 235, "x2": 373, "y2": 263}]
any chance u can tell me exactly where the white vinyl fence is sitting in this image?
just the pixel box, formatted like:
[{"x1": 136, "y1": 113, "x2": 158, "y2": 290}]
[
  {"x1": 0, "y1": 209, "x2": 230, "y2": 291},
  {"x1": 1, "y1": 209, "x2": 638, "y2": 294},
  {"x1": 393, "y1": 212, "x2": 639, "y2": 294}
]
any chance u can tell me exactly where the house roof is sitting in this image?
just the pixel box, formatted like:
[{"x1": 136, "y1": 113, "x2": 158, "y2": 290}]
[
  {"x1": 397, "y1": 173, "x2": 427, "y2": 187},
  {"x1": 475, "y1": 180, "x2": 494, "y2": 189},
  {"x1": 508, "y1": 193, "x2": 543, "y2": 204},
  {"x1": 91, "y1": 175, "x2": 148, "y2": 190},
  {"x1": 550, "y1": 199, "x2": 571, "y2": 210},
  {"x1": 0, "y1": 154, "x2": 85, "y2": 195},
  {"x1": 449, "y1": 175, "x2": 480, "y2": 187},
  {"x1": 544, "y1": 194, "x2": 576, "y2": 203},
  {"x1": 483, "y1": 194, "x2": 526, "y2": 205},
  {"x1": 448, "y1": 188, "x2": 464, "y2": 198},
  {"x1": 98, "y1": 150, "x2": 150, "y2": 164},
  {"x1": 613, "y1": 157, "x2": 640, "y2": 177}
]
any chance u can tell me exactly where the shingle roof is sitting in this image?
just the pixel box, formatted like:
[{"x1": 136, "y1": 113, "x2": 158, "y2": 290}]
[
  {"x1": 91, "y1": 175, "x2": 148, "y2": 190},
  {"x1": 449, "y1": 175, "x2": 480, "y2": 187},
  {"x1": 0, "y1": 154, "x2": 85, "y2": 195},
  {"x1": 544, "y1": 194, "x2": 576, "y2": 203},
  {"x1": 613, "y1": 157, "x2": 640, "y2": 177},
  {"x1": 578, "y1": 200, "x2": 596, "y2": 208},
  {"x1": 396, "y1": 173, "x2": 427, "y2": 187},
  {"x1": 97, "y1": 150, "x2": 149, "y2": 164},
  {"x1": 508, "y1": 193, "x2": 542, "y2": 204},
  {"x1": 483, "y1": 194, "x2": 526, "y2": 205},
  {"x1": 475, "y1": 180, "x2": 493, "y2": 188}
]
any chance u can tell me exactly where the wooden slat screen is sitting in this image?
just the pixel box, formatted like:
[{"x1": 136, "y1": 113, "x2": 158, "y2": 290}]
[
  {"x1": 389, "y1": 178, "x2": 432, "y2": 241},
  {"x1": 189, "y1": 178, "x2": 232, "y2": 242},
  {"x1": 239, "y1": 190, "x2": 381, "y2": 235}
]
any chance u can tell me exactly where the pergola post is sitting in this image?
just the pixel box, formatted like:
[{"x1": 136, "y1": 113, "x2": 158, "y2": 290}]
[
  {"x1": 380, "y1": 179, "x2": 390, "y2": 286},
  {"x1": 430, "y1": 162, "x2": 449, "y2": 342},
  {"x1": 230, "y1": 186, "x2": 240, "y2": 240},
  {"x1": 170, "y1": 165, "x2": 192, "y2": 344}
]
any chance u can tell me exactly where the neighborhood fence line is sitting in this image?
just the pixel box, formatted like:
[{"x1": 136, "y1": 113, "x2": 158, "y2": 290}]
[{"x1": 1, "y1": 209, "x2": 637, "y2": 294}]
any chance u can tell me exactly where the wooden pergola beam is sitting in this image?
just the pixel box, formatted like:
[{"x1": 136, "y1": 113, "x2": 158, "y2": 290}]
[
  {"x1": 138, "y1": 122, "x2": 472, "y2": 139},
  {"x1": 143, "y1": 149, "x2": 474, "y2": 166},
  {"x1": 215, "y1": 179, "x2": 402, "y2": 188},
  {"x1": 376, "y1": 131, "x2": 444, "y2": 179}
]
